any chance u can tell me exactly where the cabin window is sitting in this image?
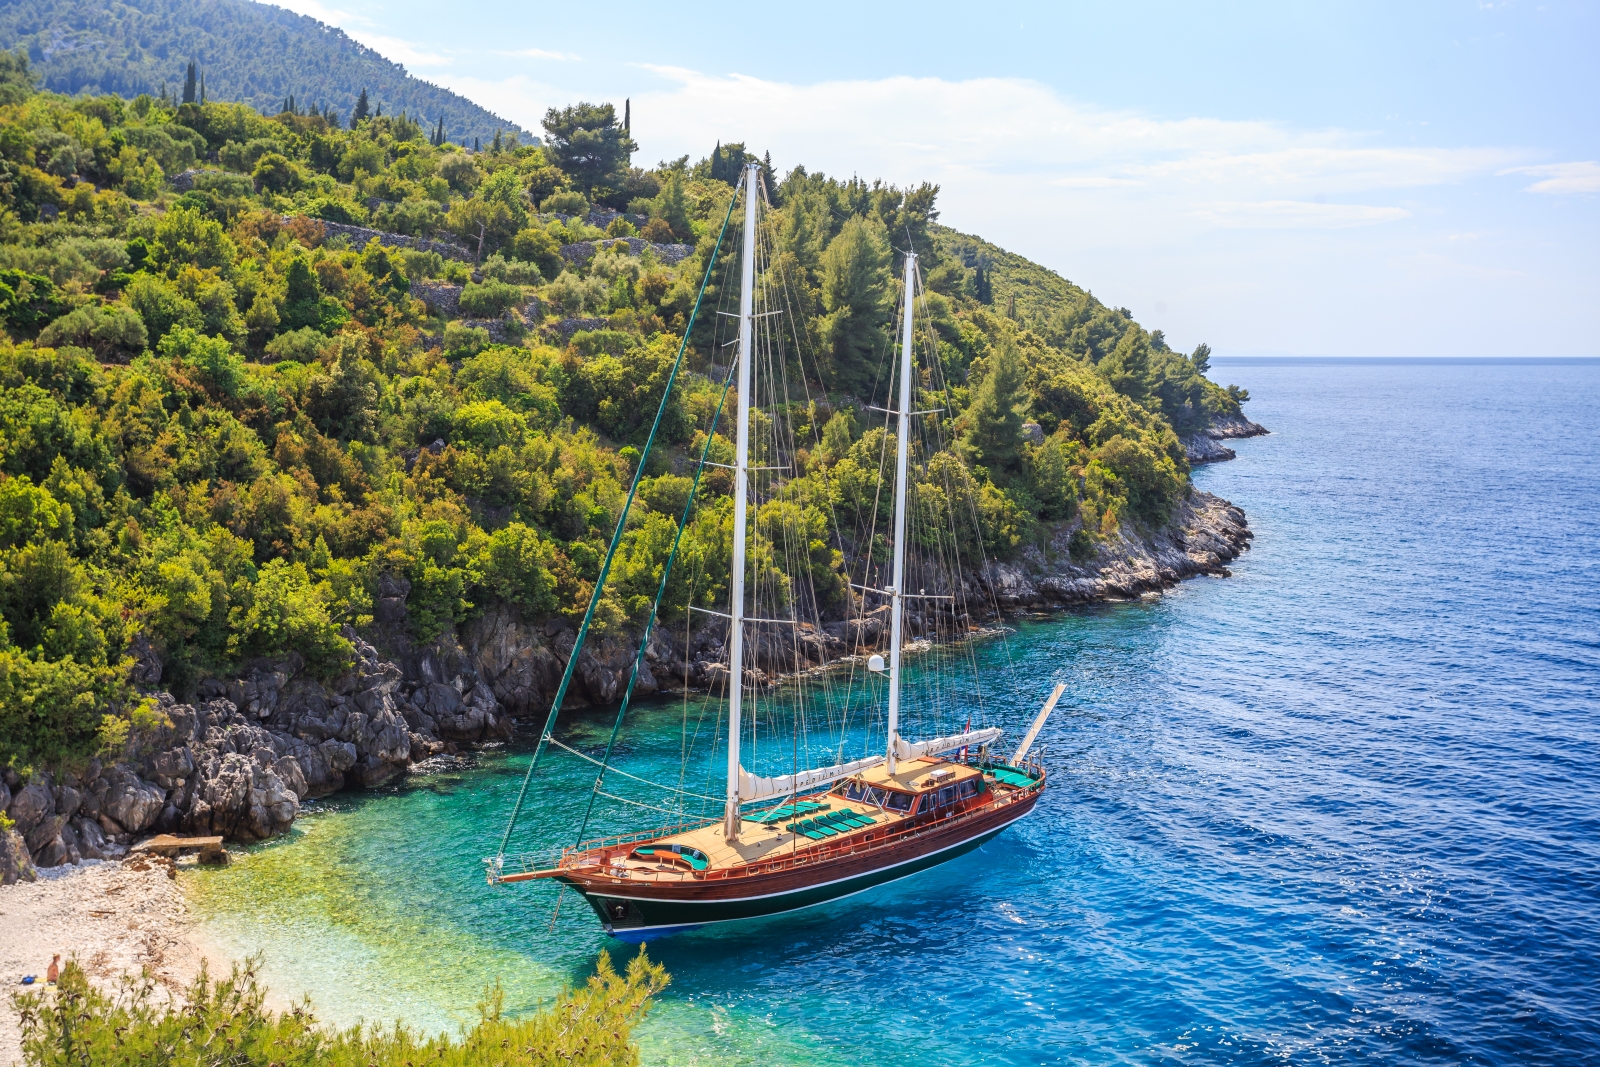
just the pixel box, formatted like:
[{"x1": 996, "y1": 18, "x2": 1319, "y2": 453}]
[
  {"x1": 918, "y1": 793, "x2": 939, "y2": 814},
  {"x1": 864, "y1": 786, "x2": 888, "y2": 806},
  {"x1": 958, "y1": 779, "x2": 979, "y2": 800},
  {"x1": 938, "y1": 786, "x2": 956, "y2": 807},
  {"x1": 844, "y1": 780, "x2": 865, "y2": 801},
  {"x1": 885, "y1": 791, "x2": 913, "y2": 812}
]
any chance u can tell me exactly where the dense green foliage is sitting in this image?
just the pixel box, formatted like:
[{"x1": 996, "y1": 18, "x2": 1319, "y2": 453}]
[
  {"x1": 0, "y1": 54, "x2": 1249, "y2": 769},
  {"x1": 0, "y1": 0, "x2": 525, "y2": 145},
  {"x1": 14, "y1": 951, "x2": 667, "y2": 1067}
]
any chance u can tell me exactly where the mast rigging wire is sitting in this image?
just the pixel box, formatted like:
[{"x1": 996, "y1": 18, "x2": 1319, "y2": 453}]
[{"x1": 493, "y1": 193, "x2": 739, "y2": 867}]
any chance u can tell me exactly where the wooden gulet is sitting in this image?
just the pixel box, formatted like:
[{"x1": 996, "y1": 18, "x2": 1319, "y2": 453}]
[{"x1": 488, "y1": 163, "x2": 1062, "y2": 939}]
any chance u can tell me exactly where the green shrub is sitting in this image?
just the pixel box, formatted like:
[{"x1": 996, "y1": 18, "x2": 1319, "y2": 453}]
[
  {"x1": 263, "y1": 325, "x2": 331, "y2": 363},
  {"x1": 0, "y1": 269, "x2": 68, "y2": 331},
  {"x1": 15, "y1": 951, "x2": 668, "y2": 1067},
  {"x1": 444, "y1": 321, "x2": 490, "y2": 357},
  {"x1": 1094, "y1": 433, "x2": 1184, "y2": 526},
  {"x1": 458, "y1": 279, "x2": 523, "y2": 318},
  {"x1": 37, "y1": 304, "x2": 148, "y2": 362},
  {"x1": 480, "y1": 523, "x2": 561, "y2": 617},
  {"x1": 226, "y1": 559, "x2": 353, "y2": 673},
  {"x1": 252, "y1": 151, "x2": 298, "y2": 192},
  {"x1": 541, "y1": 189, "x2": 588, "y2": 216},
  {"x1": 1068, "y1": 526, "x2": 1095, "y2": 563},
  {"x1": 304, "y1": 197, "x2": 366, "y2": 225},
  {"x1": 159, "y1": 326, "x2": 245, "y2": 397},
  {"x1": 480, "y1": 254, "x2": 542, "y2": 286},
  {"x1": 510, "y1": 226, "x2": 563, "y2": 278}
]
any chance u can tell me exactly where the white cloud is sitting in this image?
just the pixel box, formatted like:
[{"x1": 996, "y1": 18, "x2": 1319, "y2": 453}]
[
  {"x1": 354, "y1": 34, "x2": 450, "y2": 68},
  {"x1": 263, "y1": 0, "x2": 355, "y2": 25},
  {"x1": 622, "y1": 69, "x2": 1516, "y2": 202},
  {"x1": 262, "y1": 1, "x2": 448, "y2": 67},
  {"x1": 1500, "y1": 161, "x2": 1600, "y2": 194},
  {"x1": 407, "y1": 64, "x2": 1591, "y2": 356},
  {"x1": 1190, "y1": 200, "x2": 1411, "y2": 228},
  {"x1": 500, "y1": 48, "x2": 582, "y2": 61}
]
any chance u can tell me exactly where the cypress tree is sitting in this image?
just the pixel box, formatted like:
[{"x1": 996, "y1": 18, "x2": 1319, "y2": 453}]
[
  {"x1": 182, "y1": 61, "x2": 196, "y2": 104},
  {"x1": 350, "y1": 87, "x2": 369, "y2": 129},
  {"x1": 199, "y1": 71, "x2": 205, "y2": 105},
  {"x1": 624, "y1": 98, "x2": 630, "y2": 132}
]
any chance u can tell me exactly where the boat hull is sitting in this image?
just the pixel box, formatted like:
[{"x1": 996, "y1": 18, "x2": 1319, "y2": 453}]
[{"x1": 564, "y1": 789, "x2": 1040, "y2": 940}]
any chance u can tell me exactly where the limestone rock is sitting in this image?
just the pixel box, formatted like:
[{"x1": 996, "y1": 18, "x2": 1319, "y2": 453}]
[
  {"x1": 101, "y1": 768, "x2": 167, "y2": 834},
  {"x1": 6, "y1": 782, "x2": 53, "y2": 837},
  {"x1": 183, "y1": 752, "x2": 299, "y2": 842},
  {"x1": 0, "y1": 825, "x2": 36, "y2": 884}
]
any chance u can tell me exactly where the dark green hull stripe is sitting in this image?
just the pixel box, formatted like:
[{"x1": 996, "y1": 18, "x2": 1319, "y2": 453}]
[{"x1": 571, "y1": 808, "x2": 1029, "y2": 937}]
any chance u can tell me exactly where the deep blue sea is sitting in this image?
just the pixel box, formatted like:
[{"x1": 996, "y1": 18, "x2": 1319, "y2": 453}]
[{"x1": 188, "y1": 358, "x2": 1600, "y2": 1065}]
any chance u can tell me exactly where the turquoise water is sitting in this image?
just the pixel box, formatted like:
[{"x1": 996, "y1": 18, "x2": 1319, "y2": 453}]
[{"x1": 187, "y1": 359, "x2": 1600, "y2": 1064}]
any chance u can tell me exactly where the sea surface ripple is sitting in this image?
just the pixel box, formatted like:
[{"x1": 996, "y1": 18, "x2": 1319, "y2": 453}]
[{"x1": 187, "y1": 359, "x2": 1600, "y2": 1065}]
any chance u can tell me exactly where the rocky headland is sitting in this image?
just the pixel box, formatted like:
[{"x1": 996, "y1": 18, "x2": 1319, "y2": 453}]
[
  {"x1": 1183, "y1": 412, "x2": 1270, "y2": 465},
  {"x1": 1, "y1": 432, "x2": 1261, "y2": 882}
]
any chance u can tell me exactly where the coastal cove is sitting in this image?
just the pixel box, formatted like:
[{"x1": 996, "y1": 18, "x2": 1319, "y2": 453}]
[{"x1": 176, "y1": 359, "x2": 1600, "y2": 1064}]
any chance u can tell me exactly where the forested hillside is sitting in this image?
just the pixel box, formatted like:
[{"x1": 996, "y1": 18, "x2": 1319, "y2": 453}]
[
  {"x1": 0, "y1": 0, "x2": 524, "y2": 145},
  {"x1": 0, "y1": 50, "x2": 1249, "y2": 770}
]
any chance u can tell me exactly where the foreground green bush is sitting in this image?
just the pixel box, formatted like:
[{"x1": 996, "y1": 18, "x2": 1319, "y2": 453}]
[{"x1": 14, "y1": 951, "x2": 668, "y2": 1067}]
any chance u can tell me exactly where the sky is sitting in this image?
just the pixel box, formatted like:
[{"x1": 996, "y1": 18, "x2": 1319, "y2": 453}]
[{"x1": 268, "y1": 0, "x2": 1597, "y2": 358}]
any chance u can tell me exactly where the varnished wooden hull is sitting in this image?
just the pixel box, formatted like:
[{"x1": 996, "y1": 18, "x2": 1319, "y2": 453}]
[{"x1": 561, "y1": 786, "x2": 1041, "y2": 939}]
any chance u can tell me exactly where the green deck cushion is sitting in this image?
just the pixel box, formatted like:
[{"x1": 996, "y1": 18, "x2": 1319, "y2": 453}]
[{"x1": 633, "y1": 844, "x2": 708, "y2": 870}]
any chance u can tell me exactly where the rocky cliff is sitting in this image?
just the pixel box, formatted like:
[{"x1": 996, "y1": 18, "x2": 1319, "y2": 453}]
[{"x1": 3, "y1": 485, "x2": 1255, "y2": 880}]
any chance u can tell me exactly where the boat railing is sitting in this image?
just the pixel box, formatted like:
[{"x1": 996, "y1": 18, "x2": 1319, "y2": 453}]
[
  {"x1": 693, "y1": 773, "x2": 1044, "y2": 882},
  {"x1": 559, "y1": 820, "x2": 716, "y2": 865}
]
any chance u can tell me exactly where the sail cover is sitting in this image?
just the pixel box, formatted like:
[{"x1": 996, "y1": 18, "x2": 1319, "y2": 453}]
[
  {"x1": 894, "y1": 727, "x2": 1004, "y2": 762},
  {"x1": 737, "y1": 728, "x2": 1006, "y2": 805}
]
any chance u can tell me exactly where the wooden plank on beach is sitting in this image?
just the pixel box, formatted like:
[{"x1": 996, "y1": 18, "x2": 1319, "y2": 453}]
[{"x1": 130, "y1": 835, "x2": 228, "y2": 863}]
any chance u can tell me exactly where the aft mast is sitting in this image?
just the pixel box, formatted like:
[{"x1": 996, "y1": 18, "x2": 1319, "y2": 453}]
[
  {"x1": 885, "y1": 251, "x2": 917, "y2": 774},
  {"x1": 724, "y1": 163, "x2": 759, "y2": 844}
]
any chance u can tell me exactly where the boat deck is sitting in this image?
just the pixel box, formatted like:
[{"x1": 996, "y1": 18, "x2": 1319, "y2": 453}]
[{"x1": 578, "y1": 756, "x2": 1001, "y2": 883}]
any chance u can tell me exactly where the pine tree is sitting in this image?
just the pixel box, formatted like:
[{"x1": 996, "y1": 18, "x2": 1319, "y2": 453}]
[
  {"x1": 492, "y1": 128, "x2": 502, "y2": 153},
  {"x1": 350, "y1": 87, "x2": 369, "y2": 129},
  {"x1": 182, "y1": 61, "x2": 196, "y2": 104},
  {"x1": 963, "y1": 340, "x2": 1027, "y2": 477}
]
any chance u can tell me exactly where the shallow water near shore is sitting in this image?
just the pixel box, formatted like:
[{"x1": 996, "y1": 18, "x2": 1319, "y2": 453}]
[{"x1": 185, "y1": 359, "x2": 1600, "y2": 1065}]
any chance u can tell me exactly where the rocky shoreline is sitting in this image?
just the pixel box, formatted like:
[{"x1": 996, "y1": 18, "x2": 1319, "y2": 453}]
[
  {"x1": 2, "y1": 450, "x2": 1259, "y2": 883},
  {"x1": 1183, "y1": 412, "x2": 1269, "y2": 465}
]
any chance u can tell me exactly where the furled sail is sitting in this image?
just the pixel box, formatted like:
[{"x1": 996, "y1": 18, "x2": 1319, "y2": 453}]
[
  {"x1": 737, "y1": 754, "x2": 886, "y2": 806},
  {"x1": 737, "y1": 728, "x2": 1006, "y2": 805},
  {"x1": 893, "y1": 727, "x2": 1004, "y2": 763}
]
